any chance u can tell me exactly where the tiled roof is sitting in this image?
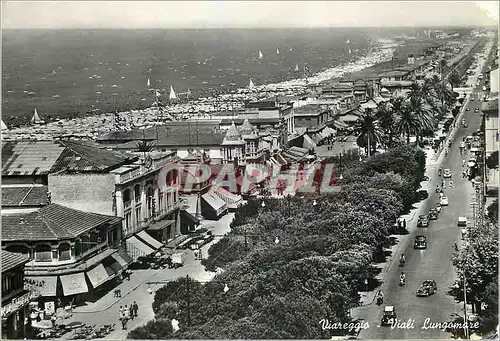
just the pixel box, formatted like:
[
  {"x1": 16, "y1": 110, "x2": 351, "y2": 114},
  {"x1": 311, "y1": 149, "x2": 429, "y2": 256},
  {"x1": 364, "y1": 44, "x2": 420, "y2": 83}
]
[
  {"x1": 1, "y1": 250, "x2": 30, "y2": 272},
  {"x1": 1, "y1": 203, "x2": 121, "y2": 241},
  {"x1": 219, "y1": 118, "x2": 280, "y2": 125},
  {"x1": 52, "y1": 140, "x2": 135, "y2": 173},
  {"x1": 2, "y1": 186, "x2": 48, "y2": 207},
  {"x1": 2, "y1": 141, "x2": 65, "y2": 176},
  {"x1": 1, "y1": 141, "x2": 136, "y2": 176}
]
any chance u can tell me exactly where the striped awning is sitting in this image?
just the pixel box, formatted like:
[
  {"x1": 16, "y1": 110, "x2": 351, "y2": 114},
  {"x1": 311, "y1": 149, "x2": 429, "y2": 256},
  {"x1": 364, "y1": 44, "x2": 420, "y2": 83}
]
[
  {"x1": 137, "y1": 230, "x2": 163, "y2": 249},
  {"x1": 126, "y1": 236, "x2": 155, "y2": 255}
]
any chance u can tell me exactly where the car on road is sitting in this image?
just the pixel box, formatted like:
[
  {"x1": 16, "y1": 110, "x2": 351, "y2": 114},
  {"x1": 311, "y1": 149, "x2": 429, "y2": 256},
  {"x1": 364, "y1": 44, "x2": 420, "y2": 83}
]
[
  {"x1": 417, "y1": 214, "x2": 430, "y2": 227},
  {"x1": 468, "y1": 156, "x2": 477, "y2": 167},
  {"x1": 458, "y1": 216, "x2": 468, "y2": 227},
  {"x1": 414, "y1": 235, "x2": 427, "y2": 249},
  {"x1": 440, "y1": 196, "x2": 449, "y2": 206},
  {"x1": 470, "y1": 97, "x2": 474, "y2": 101},
  {"x1": 466, "y1": 107, "x2": 470, "y2": 111},
  {"x1": 428, "y1": 208, "x2": 438, "y2": 220},
  {"x1": 416, "y1": 280, "x2": 437, "y2": 297},
  {"x1": 474, "y1": 108, "x2": 480, "y2": 113},
  {"x1": 381, "y1": 306, "x2": 397, "y2": 326},
  {"x1": 443, "y1": 169, "x2": 452, "y2": 178}
]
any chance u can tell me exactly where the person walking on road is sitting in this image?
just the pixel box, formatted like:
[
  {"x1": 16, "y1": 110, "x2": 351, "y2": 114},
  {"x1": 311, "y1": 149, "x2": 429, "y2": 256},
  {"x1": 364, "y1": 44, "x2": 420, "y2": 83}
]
[
  {"x1": 129, "y1": 304, "x2": 134, "y2": 320},
  {"x1": 133, "y1": 301, "x2": 138, "y2": 318},
  {"x1": 122, "y1": 305, "x2": 130, "y2": 329},
  {"x1": 449, "y1": 179, "x2": 454, "y2": 188}
]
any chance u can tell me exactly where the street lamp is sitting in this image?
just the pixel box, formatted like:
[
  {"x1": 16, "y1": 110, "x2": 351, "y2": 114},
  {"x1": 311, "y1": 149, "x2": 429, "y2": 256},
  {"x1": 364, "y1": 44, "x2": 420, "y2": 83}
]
[
  {"x1": 274, "y1": 237, "x2": 280, "y2": 244},
  {"x1": 223, "y1": 284, "x2": 229, "y2": 293},
  {"x1": 261, "y1": 201, "x2": 266, "y2": 208},
  {"x1": 312, "y1": 199, "x2": 318, "y2": 207}
]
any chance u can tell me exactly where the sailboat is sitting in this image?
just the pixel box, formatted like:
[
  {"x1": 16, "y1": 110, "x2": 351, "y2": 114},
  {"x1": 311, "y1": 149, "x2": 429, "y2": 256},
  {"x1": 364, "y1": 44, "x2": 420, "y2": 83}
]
[
  {"x1": 31, "y1": 109, "x2": 45, "y2": 125},
  {"x1": 276, "y1": 48, "x2": 280, "y2": 55},
  {"x1": 147, "y1": 78, "x2": 151, "y2": 88},
  {"x1": 1, "y1": 120, "x2": 7, "y2": 130},
  {"x1": 346, "y1": 39, "x2": 350, "y2": 44},
  {"x1": 294, "y1": 64, "x2": 299, "y2": 72},
  {"x1": 290, "y1": 47, "x2": 293, "y2": 52},
  {"x1": 258, "y1": 50, "x2": 264, "y2": 59},
  {"x1": 169, "y1": 86, "x2": 177, "y2": 100},
  {"x1": 249, "y1": 78, "x2": 255, "y2": 89},
  {"x1": 349, "y1": 49, "x2": 352, "y2": 54}
]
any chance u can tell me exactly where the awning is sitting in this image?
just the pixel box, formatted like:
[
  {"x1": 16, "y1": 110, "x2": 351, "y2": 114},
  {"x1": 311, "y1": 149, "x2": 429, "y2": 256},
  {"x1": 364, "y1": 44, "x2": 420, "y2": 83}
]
[
  {"x1": 111, "y1": 251, "x2": 133, "y2": 268},
  {"x1": 85, "y1": 248, "x2": 117, "y2": 269},
  {"x1": 25, "y1": 276, "x2": 57, "y2": 297},
  {"x1": 147, "y1": 220, "x2": 175, "y2": 232},
  {"x1": 202, "y1": 192, "x2": 227, "y2": 216},
  {"x1": 137, "y1": 230, "x2": 163, "y2": 249},
  {"x1": 86, "y1": 264, "x2": 110, "y2": 289},
  {"x1": 126, "y1": 236, "x2": 155, "y2": 255},
  {"x1": 59, "y1": 273, "x2": 88, "y2": 296},
  {"x1": 180, "y1": 210, "x2": 200, "y2": 225}
]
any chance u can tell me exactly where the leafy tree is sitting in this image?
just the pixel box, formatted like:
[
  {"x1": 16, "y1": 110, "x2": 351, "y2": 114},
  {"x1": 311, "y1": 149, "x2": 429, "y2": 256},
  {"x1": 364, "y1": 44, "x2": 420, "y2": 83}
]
[
  {"x1": 486, "y1": 151, "x2": 498, "y2": 169},
  {"x1": 449, "y1": 71, "x2": 461, "y2": 89},
  {"x1": 128, "y1": 318, "x2": 174, "y2": 339},
  {"x1": 486, "y1": 199, "x2": 498, "y2": 224}
]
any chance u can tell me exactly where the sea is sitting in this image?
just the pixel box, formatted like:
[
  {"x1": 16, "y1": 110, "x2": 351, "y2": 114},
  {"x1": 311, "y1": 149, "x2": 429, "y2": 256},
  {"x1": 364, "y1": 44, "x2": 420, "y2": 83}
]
[{"x1": 2, "y1": 28, "x2": 401, "y2": 122}]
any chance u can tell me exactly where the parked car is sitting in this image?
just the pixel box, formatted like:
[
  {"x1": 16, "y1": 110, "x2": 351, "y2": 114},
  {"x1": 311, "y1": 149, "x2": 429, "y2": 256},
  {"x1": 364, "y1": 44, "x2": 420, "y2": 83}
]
[
  {"x1": 435, "y1": 203, "x2": 442, "y2": 213},
  {"x1": 440, "y1": 196, "x2": 449, "y2": 206},
  {"x1": 417, "y1": 215, "x2": 430, "y2": 227},
  {"x1": 381, "y1": 306, "x2": 397, "y2": 326},
  {"x1": 414, "y1": 235, "x2": 427, "y2": 249},
  {"x1": 458, "y1": 216, "x2": 468, "y2": 227},
  {"x1": 443, "y1": 169, "x2": 452, "y2": 178},
  {"x1": 466, "y1": 107, "x2": 470, "y2": 111},
  {"x1": 416, "y1": 280, "x2": 437, "y2": 297},
  {"x1": 428, "y1": 208, "x2": 438, "y2": 220},
  {"x1": 468, "y1": 157, "x2": 477, "y2": 167}
]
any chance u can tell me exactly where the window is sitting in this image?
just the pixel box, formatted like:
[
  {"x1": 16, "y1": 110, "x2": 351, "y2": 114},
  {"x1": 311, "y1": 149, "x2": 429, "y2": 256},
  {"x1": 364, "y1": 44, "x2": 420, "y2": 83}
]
[
  {"x1": 146, "y1": 187, "x2": 154, "y2": 218},
  {"x1": 58, "y1": 243, "x2": 71, "y2": 261},
  {"x1": 496, "y1": 132, "x2": 499, "y2": 142},
  {"x1": 158, "y1": 191, "x2": 163, "y2": 213},
  {"x1": 35, "y1": 244, "x2": 52, "y2": 262},
  {"x1": 124, "y1": 211, "x2": 132, "y2": 233},
  {"x1": 135, "y1": 207, "x2": 142, "y2": 226},
  {"x1": 123, "y1": 189, "x2": 131, "y2": 208},
  {"x1": 134, "y1": 185, "x2": 141, "y2": 202}
]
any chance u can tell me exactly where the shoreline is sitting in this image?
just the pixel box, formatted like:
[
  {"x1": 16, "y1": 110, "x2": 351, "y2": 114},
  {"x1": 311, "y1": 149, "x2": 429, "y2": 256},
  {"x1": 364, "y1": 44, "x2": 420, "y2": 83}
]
[{"x1": 4, "y1": 38, "x2": 398, "y2": 133}]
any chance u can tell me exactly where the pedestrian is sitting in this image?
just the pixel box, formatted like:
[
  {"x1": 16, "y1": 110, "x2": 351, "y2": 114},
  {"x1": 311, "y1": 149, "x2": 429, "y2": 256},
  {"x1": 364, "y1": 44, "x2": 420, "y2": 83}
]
[
  {"x1": 462, "y1": 169, "x2": 466, "y2": 178},
  {"x1": 403, "y1": 219, "x2": 406, "y2": 229},
  {"x1": 51, "y1": 315, "x2": 57, "y2": 328},
  {"x1": 116, "y1": 289, "x2": 122, "y2": 298},
  {"x1": 122, "y1": 305, "x2": 129, "y2": 329},
  {"x1": 133, "y1": 301, "x2": 138, "y2": 318},
  {"x1": 129, "y1": 305, "x2": 134, "y2": 320},
  {"x1": 450, "y1": 179, "x2": 454, "y2": 188}
]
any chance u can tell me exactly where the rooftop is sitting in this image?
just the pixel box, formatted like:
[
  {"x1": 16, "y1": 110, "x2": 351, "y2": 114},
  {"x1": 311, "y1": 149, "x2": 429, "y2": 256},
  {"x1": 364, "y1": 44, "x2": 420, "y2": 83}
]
[
  {"x1": 294, "y1": 104, "x2": 329, "y2": 117},
  {"x1": 2, "y1": 186, "x2": 48, "y2": 207},
  {"x1": 379, "y1": 70, "x2": 410, "y2": 78},
  {"x1": 1, "y1": 250, "x2": 30, "y2": 272},
  {"x1": 1, "y1": 203, "x2": 122, "y2": 241},
  {"x1": 1, "y1": 140, "x2": 136, "y2": 176}
]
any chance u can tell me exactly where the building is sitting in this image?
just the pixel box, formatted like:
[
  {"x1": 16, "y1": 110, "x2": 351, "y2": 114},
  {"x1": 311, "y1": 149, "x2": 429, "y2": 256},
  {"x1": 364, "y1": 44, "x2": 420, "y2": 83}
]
[
  {"x1": 109, "y1": 152, "x2": 183, "y2": 257},
  {"x1": 1, "y1": 204, "x2": 127, "y2": 306},
  {"x1": 482, "y1": 98, "x2": 499, "y2": 199},
  {"x1": 1, "y1": 250, "x2": 34, "y2": 339},
  {"x1": 293, "y1": 104, "x2": 332, "y2": 129},
  {"x1": 489, "y1": 66, "x2": 499, "y2": 93},
  {"x1": 96, "y1": 122, "x2": 225, "y2": 164},
  {"x1": 220, "y1": 122, "x2": 246, "y2": 164}
]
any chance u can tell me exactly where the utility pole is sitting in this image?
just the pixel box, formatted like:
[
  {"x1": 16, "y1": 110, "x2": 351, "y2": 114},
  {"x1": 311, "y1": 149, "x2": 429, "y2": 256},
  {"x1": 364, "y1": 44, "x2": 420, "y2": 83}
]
[{"x1": 186, "y1": 274, "x2": 191, "y2": 327}]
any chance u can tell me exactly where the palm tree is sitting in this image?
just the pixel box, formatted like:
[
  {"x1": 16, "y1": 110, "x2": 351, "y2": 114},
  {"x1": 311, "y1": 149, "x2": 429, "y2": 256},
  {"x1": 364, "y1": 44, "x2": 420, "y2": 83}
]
[
  {"x1": 395, "y1": 102, "x2": 420, "y2": 145},
  {"x1": 376, "y1": 101, "x2": 397, "y2": 150},
  {"x1": 136, "y1": 139, "x2": 156, "y2": 161},
  {"x1": 354, "y1": 108, "x2": 382, "y2": 156},
  {"x1": 402, "y1": 96, "x2": 435, "y2": 144}
]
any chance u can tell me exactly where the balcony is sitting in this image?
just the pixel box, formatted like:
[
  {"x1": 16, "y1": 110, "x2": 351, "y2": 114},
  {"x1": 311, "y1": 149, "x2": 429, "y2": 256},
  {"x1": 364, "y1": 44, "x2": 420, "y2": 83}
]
[{"x1": 115, "y1": 156, "x2": 181, "y2": 184}]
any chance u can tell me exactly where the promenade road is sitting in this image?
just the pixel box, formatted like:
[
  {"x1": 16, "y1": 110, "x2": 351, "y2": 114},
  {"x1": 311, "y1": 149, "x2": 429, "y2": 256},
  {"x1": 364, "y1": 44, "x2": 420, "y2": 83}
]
[{"x1": 352, "y1": 40, "x2": 493, "y2": 339}]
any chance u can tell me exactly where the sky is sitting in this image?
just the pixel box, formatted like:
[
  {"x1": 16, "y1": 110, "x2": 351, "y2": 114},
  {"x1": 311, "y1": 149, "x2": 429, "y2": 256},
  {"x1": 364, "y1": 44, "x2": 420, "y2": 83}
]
[{"x1": 1, "y1": 1, "x2": 498, "y2": 29}]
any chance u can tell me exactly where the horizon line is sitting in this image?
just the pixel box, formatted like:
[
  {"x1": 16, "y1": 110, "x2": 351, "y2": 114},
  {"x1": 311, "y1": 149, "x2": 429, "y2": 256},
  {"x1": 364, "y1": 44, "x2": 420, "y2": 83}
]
[{"x1": 3, "y1": 25, "x2": 498, "y2": 30}]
